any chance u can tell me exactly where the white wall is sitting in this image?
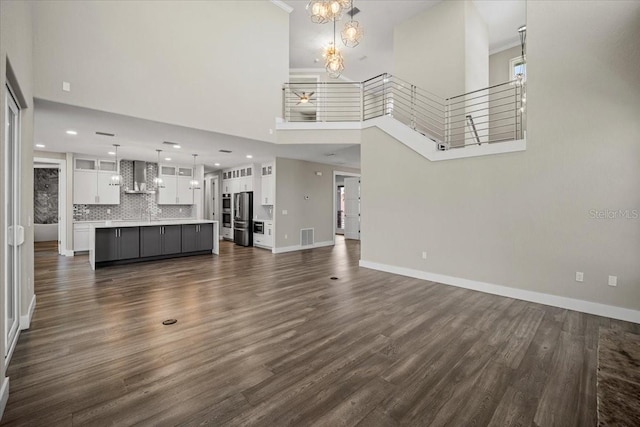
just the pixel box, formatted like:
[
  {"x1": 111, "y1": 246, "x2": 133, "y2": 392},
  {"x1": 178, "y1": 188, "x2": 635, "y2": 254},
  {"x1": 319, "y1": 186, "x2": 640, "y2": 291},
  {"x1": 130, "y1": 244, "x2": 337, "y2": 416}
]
[
  {"x1": 0, "y1": 0, "x2": 35, "y2": 403},
  {"x1": 32, "y1": 1, "x2": 289, "y2": 143},
  {"x1": 394, "y1": 0, "x2": 466, "y2": 97},
  {"x1": 361, "y1": 0, "x2": 640, "y2": 317}
]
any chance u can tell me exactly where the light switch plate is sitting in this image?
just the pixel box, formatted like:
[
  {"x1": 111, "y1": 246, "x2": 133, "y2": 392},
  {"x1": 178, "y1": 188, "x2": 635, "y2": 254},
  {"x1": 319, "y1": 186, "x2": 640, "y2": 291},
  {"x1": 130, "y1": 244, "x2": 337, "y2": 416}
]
[
  {"x1": 608, "y1": 275, "x2": 617, "y2": 287},
  {"x1": 62, "y1": 81, "x2": 71, "y2": 92}
]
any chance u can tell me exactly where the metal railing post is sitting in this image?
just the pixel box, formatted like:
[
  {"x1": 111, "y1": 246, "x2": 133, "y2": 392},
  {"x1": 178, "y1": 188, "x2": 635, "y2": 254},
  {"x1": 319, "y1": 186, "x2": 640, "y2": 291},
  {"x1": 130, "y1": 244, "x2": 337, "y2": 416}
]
[
  {"x1": 360, "y1": 82, "x2": 365, "y2": 122},
  {"x1": 514, "y1": 84, "x2": 518, "y2": 141},
  {"x1": 282, "y1": 86, "x2": 286, "y2": 121}
]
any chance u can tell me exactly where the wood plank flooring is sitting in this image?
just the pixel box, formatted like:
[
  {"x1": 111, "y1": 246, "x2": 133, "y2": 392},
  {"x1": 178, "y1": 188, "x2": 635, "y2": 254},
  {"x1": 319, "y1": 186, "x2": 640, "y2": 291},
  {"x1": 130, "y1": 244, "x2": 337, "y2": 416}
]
[{"x1": 2, "y1": 238, "x2": 638, "y2": 426}]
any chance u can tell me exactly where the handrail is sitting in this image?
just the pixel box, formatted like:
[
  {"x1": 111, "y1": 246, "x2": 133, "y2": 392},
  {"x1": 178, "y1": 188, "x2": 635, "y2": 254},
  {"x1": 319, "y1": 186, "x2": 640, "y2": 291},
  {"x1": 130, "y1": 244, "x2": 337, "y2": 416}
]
[{"x1": 282, "y1": 72, "x2": 526, "y2": 149}]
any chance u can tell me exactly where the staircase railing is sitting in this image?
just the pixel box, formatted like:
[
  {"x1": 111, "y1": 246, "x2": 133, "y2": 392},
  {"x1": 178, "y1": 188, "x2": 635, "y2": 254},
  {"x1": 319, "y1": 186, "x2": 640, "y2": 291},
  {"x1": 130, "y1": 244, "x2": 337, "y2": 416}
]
[{"x1": 282, "y1": 73, "x2": 526, "y2": 150}]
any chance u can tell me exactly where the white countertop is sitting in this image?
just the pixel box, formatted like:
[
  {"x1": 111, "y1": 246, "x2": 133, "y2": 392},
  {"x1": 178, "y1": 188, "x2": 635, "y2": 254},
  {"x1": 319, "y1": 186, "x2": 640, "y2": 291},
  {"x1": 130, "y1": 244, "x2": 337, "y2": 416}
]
[{"x1": 91, "y1": 219, "x2": 218, "y2": 229}]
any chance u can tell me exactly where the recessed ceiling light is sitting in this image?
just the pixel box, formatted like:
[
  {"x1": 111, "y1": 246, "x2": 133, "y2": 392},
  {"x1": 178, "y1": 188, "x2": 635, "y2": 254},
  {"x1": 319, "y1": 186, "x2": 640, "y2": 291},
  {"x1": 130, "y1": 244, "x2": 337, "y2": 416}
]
[
  {"x1": 246, "y1": 155, "x2": 253, "y2": 159},
  {"x1": 165, "y1": 157, "x2": 172, "y2": 161},
  {"x1": 214, "y1": 163, "x2": 220, "y2": 166},
  {"x1": 35, "y1": 144, "x2": 45, "y2": 148},
  {"x1": 108, "y1": 151, "x2": 116, "y2": 156},
  {"x1": 174, "y1": 145, "x2": 181, "y2": 149},
  {"x1": 66, "y1": 130, "x2": 78, "y2": 135}
]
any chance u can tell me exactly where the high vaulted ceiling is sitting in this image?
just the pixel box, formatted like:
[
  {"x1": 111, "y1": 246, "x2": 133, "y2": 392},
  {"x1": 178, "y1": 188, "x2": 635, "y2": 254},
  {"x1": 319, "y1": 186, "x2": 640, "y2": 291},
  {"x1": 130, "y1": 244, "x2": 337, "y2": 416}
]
[{"x1": 286, "y1": 0, "x2": 526, "y2": 81}]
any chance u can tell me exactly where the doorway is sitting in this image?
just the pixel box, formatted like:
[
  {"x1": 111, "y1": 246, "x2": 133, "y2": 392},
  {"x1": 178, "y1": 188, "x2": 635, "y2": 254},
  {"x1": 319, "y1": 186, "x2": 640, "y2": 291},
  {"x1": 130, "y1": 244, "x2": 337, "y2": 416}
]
[
  {"x1": 333, "y1": 171, "x2": 361, "y2": 242},
  {"x1": 33, "y1": 157, "x2": 68, "y2": 256}
]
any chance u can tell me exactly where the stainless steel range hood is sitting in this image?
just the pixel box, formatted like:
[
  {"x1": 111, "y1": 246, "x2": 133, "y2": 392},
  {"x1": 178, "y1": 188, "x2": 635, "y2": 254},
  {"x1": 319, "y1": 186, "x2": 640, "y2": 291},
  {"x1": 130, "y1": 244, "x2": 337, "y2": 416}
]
[{"x1": 124, "y1": 161, "x2": 156, "y2": 194}]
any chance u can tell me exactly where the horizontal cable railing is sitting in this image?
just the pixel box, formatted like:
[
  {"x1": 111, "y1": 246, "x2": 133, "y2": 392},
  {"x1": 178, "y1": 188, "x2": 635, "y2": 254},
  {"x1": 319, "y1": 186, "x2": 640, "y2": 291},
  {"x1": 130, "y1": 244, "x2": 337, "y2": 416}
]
[{"x1": 282, "y1": 73, "x2": 526, "y2": 150}]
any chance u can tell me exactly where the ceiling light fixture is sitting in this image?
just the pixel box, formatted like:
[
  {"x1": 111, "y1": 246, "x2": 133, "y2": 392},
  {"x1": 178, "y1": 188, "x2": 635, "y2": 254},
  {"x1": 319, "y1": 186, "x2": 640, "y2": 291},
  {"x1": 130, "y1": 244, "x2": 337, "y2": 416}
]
[
  {"x1": 307, "y1": 0, "x2": 349, "y2": 24},
  {"x1": 35, "y1": 144, "x2": 45, "y2": 148},
  {"x1": 325, "y1": 20, "x2": 345, "y2": 78},
  {"x1": 214, "y1": 163, "x2": 221, "y2": 166},
  {"x1": 66, "y1": 130, "x2": 77, "y2": 135},
  {"x1": 108, "y1": 151, "x2": 116, "y2": 156},
  {"x1": 341, "y1": 0, "x2": 363, "y2": 47},
  {"x1": 165, "y1": 157, "x2": 171, "y2": 161},
  {"x1": 189, "y1": 154, "x2": 201, "y2": 190},
  {"x1": 154, "y1": 149, "x2": 165, "y2": 189},
  {"x1": 109, "y1": 144, "x2": 123, "y2": 186}
]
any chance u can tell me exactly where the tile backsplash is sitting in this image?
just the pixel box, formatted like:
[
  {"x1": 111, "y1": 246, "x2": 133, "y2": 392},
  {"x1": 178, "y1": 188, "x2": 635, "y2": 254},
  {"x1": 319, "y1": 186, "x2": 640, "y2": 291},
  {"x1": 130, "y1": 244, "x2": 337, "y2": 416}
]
[{"x1": 73, "y1": 160, "x2": 194, "y2": 221}]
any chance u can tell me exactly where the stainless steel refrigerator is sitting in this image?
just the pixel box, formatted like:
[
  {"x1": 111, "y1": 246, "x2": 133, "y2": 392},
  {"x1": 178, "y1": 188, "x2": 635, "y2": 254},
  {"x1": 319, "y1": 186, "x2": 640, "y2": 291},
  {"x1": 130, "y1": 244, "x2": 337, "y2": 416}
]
[{"x1": 233, "y1": 191, "x2": 253, "y2": 246}]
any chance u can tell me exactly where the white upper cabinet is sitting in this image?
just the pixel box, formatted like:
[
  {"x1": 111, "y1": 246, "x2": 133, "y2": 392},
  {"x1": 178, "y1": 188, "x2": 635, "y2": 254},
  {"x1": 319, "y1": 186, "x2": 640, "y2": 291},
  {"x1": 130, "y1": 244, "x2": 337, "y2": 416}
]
[
  {"x1": 157, "y1": 164, "x2": 195, "y2": 205},
  {"x1": 73, "y1": 157, "x2": 121, "y2": 205},
  {"x1": 261, "y1": 162, "x2": 274, "y2": 205}
]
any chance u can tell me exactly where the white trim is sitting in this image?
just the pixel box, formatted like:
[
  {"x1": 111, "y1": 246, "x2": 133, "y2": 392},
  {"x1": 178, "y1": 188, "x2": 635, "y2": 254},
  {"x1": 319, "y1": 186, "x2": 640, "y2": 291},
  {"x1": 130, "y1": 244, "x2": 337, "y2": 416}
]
[
  {"x1": 359, "y1": 260, "x2": 640, "y2": 324},
  {"x1": 19, "y1": 295, "x2": 36, "y2": 330},
  {"x1": 270, "y1": 0, "x2": 293, "y2": 13},
  {"x1": 0, "y1": 377, "x2": 9, "y2": 420},
  {"x1": 63, "y1": 249, "x2": 74, "y2": 257},
  {"x1": 273, "y1": 240, "x2": 334, "y2": 254}
]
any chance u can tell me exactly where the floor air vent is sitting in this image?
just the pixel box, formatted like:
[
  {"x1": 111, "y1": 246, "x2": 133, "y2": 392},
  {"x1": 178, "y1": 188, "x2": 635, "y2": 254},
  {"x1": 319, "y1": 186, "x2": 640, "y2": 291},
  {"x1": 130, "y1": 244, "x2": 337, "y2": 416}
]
[{"x1": 301, "y1": 228, "x2": 314, "y2": 246}]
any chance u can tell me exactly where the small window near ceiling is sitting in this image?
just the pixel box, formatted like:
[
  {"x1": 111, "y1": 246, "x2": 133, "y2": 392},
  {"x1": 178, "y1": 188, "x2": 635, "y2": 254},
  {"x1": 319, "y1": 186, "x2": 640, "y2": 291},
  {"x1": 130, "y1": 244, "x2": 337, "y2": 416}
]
[{"x1": 510, "y1": 56, "x2": 526, "y2": 81}]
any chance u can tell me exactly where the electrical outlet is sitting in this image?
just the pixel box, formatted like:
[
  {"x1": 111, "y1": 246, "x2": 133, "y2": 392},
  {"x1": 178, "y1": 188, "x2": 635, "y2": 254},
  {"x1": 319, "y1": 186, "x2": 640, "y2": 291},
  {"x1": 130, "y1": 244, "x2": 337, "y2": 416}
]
[
  {"x1": 282, "y1": 210, "x2": 288, "y2": 215},
  {"x1": 422, "y1": 251, "x2": 427, "y2": 260},
  {"x1": 158, "y1": 208, "x2": 162, "y2": 214},
  {"x1": 179, "y1": 208, "x2": 182, "y2": 213},
  {"x1": 575, "y1": 272, "x2": 584, "y2": 282},
  {"x1": 107, "y1": 208, "x2": 111, "y2": 214},
  {"x1": 62, "y1": 81, "x2": 71, "y2": 92},
  {"x1": 608, "y1": 275, "x2": 617, "y2": 287},
  {"x1": 285, "y1": 234, "x2": 288, "y2": 240}
]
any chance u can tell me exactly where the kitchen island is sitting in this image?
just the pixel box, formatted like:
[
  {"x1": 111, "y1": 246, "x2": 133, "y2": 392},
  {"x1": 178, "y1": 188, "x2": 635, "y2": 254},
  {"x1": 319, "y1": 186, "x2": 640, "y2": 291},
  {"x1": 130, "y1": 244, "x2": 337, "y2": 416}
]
[{"x1": 89, "y1": 219, "x2": 219, "y2": 270}]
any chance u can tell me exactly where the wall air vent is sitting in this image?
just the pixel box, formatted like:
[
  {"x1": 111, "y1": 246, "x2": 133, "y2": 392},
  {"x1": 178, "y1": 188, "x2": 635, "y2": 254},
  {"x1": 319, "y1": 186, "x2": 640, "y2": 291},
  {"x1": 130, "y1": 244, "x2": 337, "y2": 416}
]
[
  {"x1": 219, "y1": 149, "x2": 233, "y2": 153},
  {"x1": 163, "y1": 141, "x2": 181, "y2": 147},
  {"x1": 95, "y1": 131, "x2": 115, "y2": 137},
  {"x1": 300, "y1": 228, "x2": 314, "y2": 247}
]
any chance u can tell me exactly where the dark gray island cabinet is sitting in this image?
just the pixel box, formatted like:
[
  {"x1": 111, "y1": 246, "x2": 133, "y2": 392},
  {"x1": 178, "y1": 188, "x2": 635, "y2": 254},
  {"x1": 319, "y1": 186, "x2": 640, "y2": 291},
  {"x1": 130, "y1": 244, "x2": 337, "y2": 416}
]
[
  {"x1": 181, "y1": 223, "x2": 214, "y2": 253},
  {"x1": 94, "y1": 227, "x2": 140, "y2": 262},
  {"x1": 89, "y1": 220, "x2": 219, "y2": 269},
  {"x1": 140, "y1": 225, "x2": 182, "y2": 257}
]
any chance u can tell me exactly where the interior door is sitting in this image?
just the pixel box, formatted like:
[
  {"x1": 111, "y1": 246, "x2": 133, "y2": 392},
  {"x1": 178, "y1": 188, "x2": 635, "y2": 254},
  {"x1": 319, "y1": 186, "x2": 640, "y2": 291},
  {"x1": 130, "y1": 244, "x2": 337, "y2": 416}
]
[
  {"x1": 5, "y1": 85, "x2": 21, "y2": 356},
  {"x1": 344, "y1": 177, "x2": 361, "y2": 240}
]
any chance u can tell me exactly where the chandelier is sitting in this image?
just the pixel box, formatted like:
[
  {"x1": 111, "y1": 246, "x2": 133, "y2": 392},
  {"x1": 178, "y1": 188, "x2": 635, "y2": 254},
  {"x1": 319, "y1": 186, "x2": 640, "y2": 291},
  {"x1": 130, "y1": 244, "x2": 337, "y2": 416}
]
[
  {"x1": 309, "y1": 0, "x2": 362, "y2": 78},
  {"x1": 341, "y1": 1, "x2": 363, "y2": 47},
  {"x1": 307, "y1": 0, "x2": 350, "y2": 24},
  {"x1": 324, "y1": 21, "x2": 345, "y2": 78}
]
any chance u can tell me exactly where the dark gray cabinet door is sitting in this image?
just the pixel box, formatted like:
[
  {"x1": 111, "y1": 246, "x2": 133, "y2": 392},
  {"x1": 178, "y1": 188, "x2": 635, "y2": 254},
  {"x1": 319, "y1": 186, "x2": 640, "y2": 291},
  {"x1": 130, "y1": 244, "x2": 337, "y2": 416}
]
[
  {"x1": 181, "y1": 225, "x2": 198, "y2": 253},
  {"x1": 197, "y1": 223, "x2": 214, "y2": 251},
  {"x1": 119, "y1": 227, "x2": 140, "y2": 260},
  {"x1": 140, "y1": 226, "x2": 162, "y2": 258},
  {"x1": 162, "y1": 225, "x2": 182, "y2": 255},
  {"x1": 95, "y1": 228, "x2": 119, "y2": 262}
]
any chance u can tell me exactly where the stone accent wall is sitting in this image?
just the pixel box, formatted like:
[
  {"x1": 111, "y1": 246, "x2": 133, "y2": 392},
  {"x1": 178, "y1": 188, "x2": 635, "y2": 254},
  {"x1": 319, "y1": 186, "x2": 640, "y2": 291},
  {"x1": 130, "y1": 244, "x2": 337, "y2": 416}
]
[{"x1": 34, "y1": 168, "x2": 59, "y2": 224}]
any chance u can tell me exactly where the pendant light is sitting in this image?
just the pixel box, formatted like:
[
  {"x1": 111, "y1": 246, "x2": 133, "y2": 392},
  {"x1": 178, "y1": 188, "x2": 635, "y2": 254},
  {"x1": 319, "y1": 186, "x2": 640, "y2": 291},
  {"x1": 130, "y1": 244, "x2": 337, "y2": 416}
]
[
  {"x1": 109, "y1": 144, "x2": 122, "y2": 186},
  {"x1": 154, "y1": 149, "x2": 165, "y2": 189},
  {"x1": 189, "y1": 154, "x2": 200, "y2": 190},
  {"x1": 341, "y1": 0, "x2": 363, "y2": 48},
  {"x1": 325, "y1": 20, "x2": 344, "y2": 78}
]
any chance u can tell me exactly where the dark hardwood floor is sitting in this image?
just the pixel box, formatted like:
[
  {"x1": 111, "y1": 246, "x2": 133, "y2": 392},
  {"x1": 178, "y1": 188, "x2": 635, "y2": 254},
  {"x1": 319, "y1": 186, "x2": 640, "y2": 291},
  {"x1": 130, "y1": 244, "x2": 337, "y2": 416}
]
[{"x1": 2, "y1": 238, "x2": 638, "y2": 426}]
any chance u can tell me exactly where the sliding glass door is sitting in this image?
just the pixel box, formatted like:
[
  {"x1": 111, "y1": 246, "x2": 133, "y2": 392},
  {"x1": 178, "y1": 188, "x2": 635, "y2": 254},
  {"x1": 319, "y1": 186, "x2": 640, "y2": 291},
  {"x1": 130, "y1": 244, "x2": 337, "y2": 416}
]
[{"x1": 4, "y1": 84, "x2": 21, "y2": 357}]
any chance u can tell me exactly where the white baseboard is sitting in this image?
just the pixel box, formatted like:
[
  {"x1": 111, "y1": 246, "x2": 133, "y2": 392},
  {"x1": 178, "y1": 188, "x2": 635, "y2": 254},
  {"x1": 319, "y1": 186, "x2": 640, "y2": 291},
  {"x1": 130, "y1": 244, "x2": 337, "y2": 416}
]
[
  {"x1": 0, "y1": 377, "x2": 9, "y2": 421},
  {"x1": 273, "y1": 240, "x2": 334, "y2": 254},
  {"x1": 359, "y1": 260, "x2": 640, "y2": 324},
  {"x1": 64, "y1": 249, "x2": 74, "y2": 257},
  {"x1": 20, "y1": 295, "x2": 36, "y2": 330}
]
